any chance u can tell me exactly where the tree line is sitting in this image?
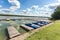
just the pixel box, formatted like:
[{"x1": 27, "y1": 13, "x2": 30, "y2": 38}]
[{"x1": 51, "y1": 5, "x2": 60, "y2": 20}]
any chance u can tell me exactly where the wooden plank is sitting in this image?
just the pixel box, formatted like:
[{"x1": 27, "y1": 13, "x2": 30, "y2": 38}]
[
  {"x1": 7, "y1": 26, "x2": 20, "y2": 39},
  {"x1": 21, "y1": 25, "x2": 34, "y2": 31}
]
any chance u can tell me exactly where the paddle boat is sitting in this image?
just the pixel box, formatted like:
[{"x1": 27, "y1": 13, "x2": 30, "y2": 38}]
[
  {"x1": 25, "y1": 23, "x2": 39, "y2": 29},
  {"x1": 33, "y1": 21, "x2": 47, "y2": 26}
]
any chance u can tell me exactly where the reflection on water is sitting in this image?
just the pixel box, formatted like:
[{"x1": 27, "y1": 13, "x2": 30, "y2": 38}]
[
  {"x1": 0, "y1": 20, "x2": 37, "y2": 40},
  {"x1": 0, "y1": 21, "x2": 10, "y2": 40}
]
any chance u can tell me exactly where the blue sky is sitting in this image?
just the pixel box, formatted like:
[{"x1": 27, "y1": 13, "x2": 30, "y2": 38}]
[{"x1": 0, "y1": 0, "x2": 60, "y2": 17}]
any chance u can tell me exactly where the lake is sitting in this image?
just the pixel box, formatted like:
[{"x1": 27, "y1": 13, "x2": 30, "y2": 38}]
[{"x1": 0, "y1": 20, "x2": 36, "y2": 40}]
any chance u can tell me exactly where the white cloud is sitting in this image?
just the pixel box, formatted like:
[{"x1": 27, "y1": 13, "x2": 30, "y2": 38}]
[
  {"x1": 58, "y1": 0, "x2": 60, "y2": 2},
  {"x1": 45, "y1": 3, "x2": 60, "y2": 8},
  {"x1": 21, "y1": 5, "x2": 52, "y2": 16},
  {"x1": 27, "y1": 8, "x2": 31, "y2": 12},
  {"x1": 15, "y1": 0, "x2": 60, "y2": 16},
  {"x1": 8, "y1": 0, "x2": 20, "y2": 11},
  {"x1": 31, "y1": 5, "x2": 39, "y2": 10},
  {"x1": 0, "y1": 0, "x2": 20, "y2": 14},
  {"x1": 21, "y1": 5, "x2": 41, "y2": 16},
  {"x1": 0, "y1": 5, "x2": 2, "y2": 8},
  {"x1": 22, "y1": 10, "x2": 27, "y2": 14},
  {"x1": 21, "y1": 8, "x2": 31, "y2": 14},
  {"x1": 21, "y1": 1, "x2": 60, "y2": 17}
]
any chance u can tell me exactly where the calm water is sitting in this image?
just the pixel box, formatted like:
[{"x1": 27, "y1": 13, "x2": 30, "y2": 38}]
[{"x1": 0, "y1": 20, "x2": 36, "y2": 40}]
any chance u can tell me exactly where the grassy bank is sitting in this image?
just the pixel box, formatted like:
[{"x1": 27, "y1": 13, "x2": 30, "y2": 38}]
[{"x1": 26, "y1": 21, "x2": 60, "y2": 40}]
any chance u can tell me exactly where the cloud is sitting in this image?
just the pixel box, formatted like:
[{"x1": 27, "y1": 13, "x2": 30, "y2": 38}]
[
  {"x1": 21, "y1": 1, "x2": 60, "y2": 17},
  {"x1": 21, "y1": 8, "x2": 31, "y2": 14},
  {"x1": 21, "y1": 5, "x2": 41, "y2": 16},
  {"x1": 58, "y1": 0, "x2": 60, "y2": 2},
  {"x1": 0, "y1": 5, "x2": 2, "y2": 8},
  {"x1": 21, "y1": 5, "x2": 51, "y2": 16},
  {"x1": 0, "y1": 0, "x2": 20, "y2": 14},
  {"x1": 39, "y1": 2, "x2": 60, "y2": 17},
  {"x1": 45, "y1": 3, "x2": 60, "y2": 8},
  {"x1": 31, "y1": 5, "x2": 39, "y2": 10},
  {"x1": 27, "y1": 8, "x2": 31, "y2": 12},
  {"x1": 8, "y1": 0, "x2": 20, "y2": 11}
]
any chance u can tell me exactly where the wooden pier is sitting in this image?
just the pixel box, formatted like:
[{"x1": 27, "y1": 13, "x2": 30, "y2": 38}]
[
  {"x1": 21, "y1": 24, "x2": 34, "y2": 31},
  {"x1": 7, "y1": 26, "x2": 20, "y2": 39}
]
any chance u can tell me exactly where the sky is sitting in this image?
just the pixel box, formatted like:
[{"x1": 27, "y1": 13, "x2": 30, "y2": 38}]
[{"x1": 0, "y1": 0, "x2": 60, "y2": 17}]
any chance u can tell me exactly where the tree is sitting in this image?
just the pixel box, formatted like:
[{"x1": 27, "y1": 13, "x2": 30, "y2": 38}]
[
  {"x1": 51, "y1": 5, "x2": 60, "y2": 20},
  {"x1": 55, "y1": 5, "x2": 60, "y2": 11}
]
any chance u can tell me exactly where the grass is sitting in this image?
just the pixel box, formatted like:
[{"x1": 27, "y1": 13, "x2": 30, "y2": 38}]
[{"x1": 26, "y1": 21, "x2": 60, "y2": 40}]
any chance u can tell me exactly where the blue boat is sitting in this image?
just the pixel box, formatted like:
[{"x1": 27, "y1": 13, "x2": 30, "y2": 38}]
[
  {"x1": 33, "y1": 21, "x2": 47, "y2": 26},
  {"x1": 38, "y1": 21, "x2": 48, "y2": 25},
  {"x1": 33, "y1": 22, "x2": 44, "y2": 26},
  {"x1": 25, "y1": 23, "x2": 38, "y2": 29}
]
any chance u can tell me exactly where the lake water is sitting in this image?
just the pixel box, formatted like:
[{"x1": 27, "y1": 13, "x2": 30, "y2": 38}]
[
  {"x1": 0, "y1": 16, "x2": 49, "y2": 40},
  {"x1": 0, "y1": 20, "x2": 36, "y2": 40}
]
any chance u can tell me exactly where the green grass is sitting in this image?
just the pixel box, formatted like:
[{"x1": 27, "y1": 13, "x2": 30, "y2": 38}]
[{"x1": 26, "y1": 22, "x2": 60, "y2": 40}]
